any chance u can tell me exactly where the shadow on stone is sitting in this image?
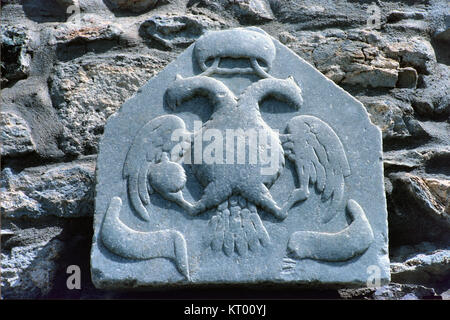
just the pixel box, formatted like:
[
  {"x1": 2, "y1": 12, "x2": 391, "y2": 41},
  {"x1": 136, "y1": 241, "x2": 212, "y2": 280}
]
[
  {"x1": 431, "y1": 38, "x2": 450, "y2": 66},
  {"x1": 102, "y1": 0, "x2": 164, "y2": 17},
  {"x1": 22, "y1": 0, "x2": 67, "y2": 23}
]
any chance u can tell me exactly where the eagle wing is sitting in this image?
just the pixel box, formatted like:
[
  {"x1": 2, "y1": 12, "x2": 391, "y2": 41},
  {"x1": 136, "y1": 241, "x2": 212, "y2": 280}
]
[
  {"x1": 282, "y1": 115, "x2": 351, "y2": 222},
  {"x1": 123, "y1": 115, "x2": 191, "y2": 221}
]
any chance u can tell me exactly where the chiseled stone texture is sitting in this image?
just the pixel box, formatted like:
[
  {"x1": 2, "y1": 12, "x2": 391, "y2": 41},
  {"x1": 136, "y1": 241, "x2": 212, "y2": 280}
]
[{"x1": 91, "y1": 28, "x2": 389, "y2": 289}]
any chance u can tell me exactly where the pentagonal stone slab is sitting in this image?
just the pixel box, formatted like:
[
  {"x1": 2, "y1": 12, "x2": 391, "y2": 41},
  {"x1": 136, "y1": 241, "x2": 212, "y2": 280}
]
[{"x1": 91, "y1": 27, "x2": 390, "y2": 289}]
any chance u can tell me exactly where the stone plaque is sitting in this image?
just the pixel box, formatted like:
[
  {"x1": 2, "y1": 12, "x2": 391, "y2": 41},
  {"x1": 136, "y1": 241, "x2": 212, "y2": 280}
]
[{"x1": 91, "y1": 27, "x2": 390, "y2": 289}]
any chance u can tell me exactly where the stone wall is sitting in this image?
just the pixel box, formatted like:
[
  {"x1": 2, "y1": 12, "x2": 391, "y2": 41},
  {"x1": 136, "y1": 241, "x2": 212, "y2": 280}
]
[{"x1": 1, "y1": 0, "x2": 449, "y2": 299}]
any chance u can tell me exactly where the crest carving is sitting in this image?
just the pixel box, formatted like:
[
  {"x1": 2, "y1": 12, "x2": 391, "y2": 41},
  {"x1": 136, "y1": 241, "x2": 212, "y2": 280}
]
[{"x1": 96, "y1": 27, "x2": 378, "y2": 283}]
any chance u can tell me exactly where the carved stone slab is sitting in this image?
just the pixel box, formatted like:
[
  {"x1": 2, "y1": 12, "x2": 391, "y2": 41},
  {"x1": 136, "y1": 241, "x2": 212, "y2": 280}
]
[{"x1": 91, "y1": 27, "x2": 390, "y2": 289}]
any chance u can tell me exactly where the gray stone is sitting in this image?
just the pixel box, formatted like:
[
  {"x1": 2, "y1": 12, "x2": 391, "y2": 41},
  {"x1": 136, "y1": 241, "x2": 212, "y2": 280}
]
[
  {"x1": 442, "y1": 289, "x2": 450, "y2": 300},
  {"x1": 384, "y1": 37, "x2": 436, "y2": 74},
  {"x1": 341, "y1": 66, "x2": 398, "y2": 88},
  {"x1": 411, "y1": 64, "x2": 450, "y2": 118},
  {"x1": 1, "y1": 26, "x2": 31, "y2": 85},
  {"x1": 91, "y1": 27, "x2": 389, "y2": 289},
  {"x1": 1, "y1": 157, "x2": 95, "y2": 218},
  {"x1": 52, "y1": 18, "x2": 124, "y2": 45},
  {"x1": 385, "y1": 9, "x2": 429, "y2": 35},
  {"x1": 106, "y1": 0, "x2": 160, "y2": 13},
  {"x1": 232, "y1": 0, "x2": 274, "y2": 23},
  {"x1": 339, "y1": 283, "x2": 439, "y2": 300},
  {"x1": 269, "y1": 0, "x2": 366, "y2": 29},
  {"x1": 49, "y1": 53, "x2": 173, "y2": 156},
  {"x1": 269, "y1": 29, "x2": 411, "y2": 90},
  {"x1": 390, "y1": 242, "x2": 450, "y2": 287},
  {"x1": 139, "y1": 14, "x2": 226, "y2": 50},
  {"x1": 1, "y1": 239, "x2": 64, "y2": 299},
  {"x1": 387, "y1": 10, "x2": 426, "y2": 23},
  {"x1": 278, "y1": 31, "x2": 296, "y2": 45},
  {"x1": 356, "y1": 95, "x2": 418, "y2": 141},
  {"x1": 383, "y1": 150, "x2": 426, "y2": 171},
  {"x1": 388, "y1": 172, "x2": 450, "y2": 246},
  {"x1": 306, "y1": 36, "x2": 399, "y2": 88},
  {"x1": 391, "y1": 173, "x2": 450, "y2": 228},
  {"x1": 52, "y1": 17, "x2": 124, "y2": 61},
  {"x1": 1, "y1": 222, "x2": 63, "y2": 299},
  {"x1": 1, "y1": 79, "x2": 65, "y2": 160},
  {"x1": 187, "y1": 0, "x2": 273, "y2": 24},
  {"x1": 371, "y1": 284, "x2": 438, "y2": 300},
  {"x1": 433, "y1": 11, "x2": 450, "y2": 42},
  {"x1": 383, "y1": 147, "x2": 450, "y2": 173},
  {"x1": 0, "y1": 111, "x2": 36, "y2": 157}
]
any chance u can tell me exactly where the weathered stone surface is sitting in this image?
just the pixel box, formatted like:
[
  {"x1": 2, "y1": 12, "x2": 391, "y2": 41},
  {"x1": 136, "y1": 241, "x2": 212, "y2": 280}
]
[
  {"x1": 53, "y1": 18, "x2": 123, "y2": 45},
  {"x1": 384, "y1": 37, "x2": 436, "y2": 74},
  {"x1": 1, "y1": 26, "x2": 31, "y2": 85},
  {"x1": 232, "y1": 0, "x2": 274, "y2": 23},
  {"x1": 92, "y1": 27, "x2": 389, "y2": 289},
  {"x1": 391, "y1": 173, "x2": 450, "y2": 227},
  {"x1": 388, "y1": 172, "x2": 450, "y2": 246},
  {"x1": 2, "y1": 217, "x2": 102, "y2": 299},
  {"x1": 1, "y1": 222, "x2": 63, "y2": 299},
  {"x1": 1, "y1": 79, "x2": 65, "y2": 160},
  {"x1": 387, "y1": 10, "x2": 427, "y2": 24},
  {"x1": 383, "y1": 148, "x2": 450, "y2": 172},
  {"x1": 278, "y1": 31, "x2": 297, "y2": 45},
  {"x1": 106, "y1": 0, "x2": 160, "y2": 13},
  {"x1": 431, "y1": 6, "x2": 450, "y2": 42},
  {"x1": 139, "y1": 14, "x2": 227, "y2": 50},
  {"x1": 270, "y1": 0, "x2": 366, "y2": 29},
  {"x1": 385, "y1": 9, "x2": 429, "y2": 35},
  {"x1": 49, "y1": 53, "x2": 172, "y2": 156},
  {"x1": 341, "y1": 65, "x2": 398, "y2": 88},
  {"x1": 356, "y1": 95, "x2": 426, "y2": 141},
  {"x1": 412, "y1": 64, "x2": 450, "y2": 118},
  {"x1": 0, "y1": 111, "x2": 36, "y2": 157},
  {"x1": 187, "y1": 0, "x2": 273, "y2": 24},
  {"x1": 282, "y1": 30, "x2": 400, "y2": 88},
  {"x1": 339, "y1": 283, "x2": 440, "y2": 300},
  {"x1": 1, "y1": 157, "x2": 95, "y2": 218},
  {"x1": 52, "y1": 17, "x2": 125, "y2": 61},
  {"x1": 390, "y1": 242, "x2": 450, "y2": 288}
]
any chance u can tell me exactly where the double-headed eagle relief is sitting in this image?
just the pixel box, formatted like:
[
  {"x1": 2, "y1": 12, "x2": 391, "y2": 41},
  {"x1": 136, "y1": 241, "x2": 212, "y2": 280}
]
[{"x1": 92, "y1": 27, "x2": 389, "y2": 287}]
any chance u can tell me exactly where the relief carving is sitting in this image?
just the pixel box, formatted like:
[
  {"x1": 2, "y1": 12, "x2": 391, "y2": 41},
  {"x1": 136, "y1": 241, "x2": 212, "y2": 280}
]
[
  {"x1": 100, "y1": 197, "x2": 190, "y2": 279},
  {"x1": 98, "y1": 27, "x2": 376, "y2": 280}
]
